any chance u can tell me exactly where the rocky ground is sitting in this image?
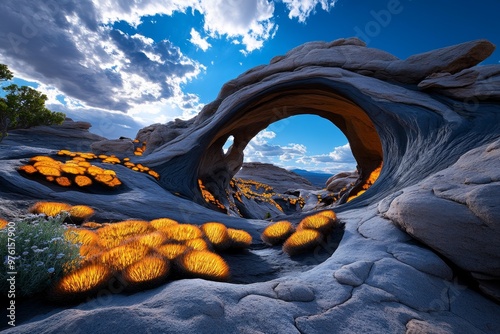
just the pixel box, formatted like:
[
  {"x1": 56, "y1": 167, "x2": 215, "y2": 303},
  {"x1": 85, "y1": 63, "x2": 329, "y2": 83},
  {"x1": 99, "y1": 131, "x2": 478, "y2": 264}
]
[{"x1": 1, "y1": 38, "x2": 500, "y2": 333}]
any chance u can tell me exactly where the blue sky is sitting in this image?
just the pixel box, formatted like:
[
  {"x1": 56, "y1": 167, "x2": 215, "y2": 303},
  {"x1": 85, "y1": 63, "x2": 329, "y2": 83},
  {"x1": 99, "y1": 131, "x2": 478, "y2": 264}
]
[{"x1": 1, "y1": 0, "x2": 499, "y2": 174}]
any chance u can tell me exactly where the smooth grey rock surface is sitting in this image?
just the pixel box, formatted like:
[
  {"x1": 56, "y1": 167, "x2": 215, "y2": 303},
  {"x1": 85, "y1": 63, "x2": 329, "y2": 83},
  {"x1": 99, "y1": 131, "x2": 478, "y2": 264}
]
[{"x1": 1, "y1": 39, "x2": 500, "y2": 333}]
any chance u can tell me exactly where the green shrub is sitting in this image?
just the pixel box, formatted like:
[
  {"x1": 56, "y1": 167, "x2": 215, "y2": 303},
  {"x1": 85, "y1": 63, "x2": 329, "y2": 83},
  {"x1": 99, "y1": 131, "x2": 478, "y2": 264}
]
[{"x1": 0, "y1": 214, "x2": 81, "y2": 298}]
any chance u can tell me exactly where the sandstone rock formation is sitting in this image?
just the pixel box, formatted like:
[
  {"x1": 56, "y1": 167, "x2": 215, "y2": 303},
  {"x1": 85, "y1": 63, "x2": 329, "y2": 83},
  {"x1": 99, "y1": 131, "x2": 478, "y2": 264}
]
[{"x1": 1, "y1": 38, "x2": 500, "y2": 332}]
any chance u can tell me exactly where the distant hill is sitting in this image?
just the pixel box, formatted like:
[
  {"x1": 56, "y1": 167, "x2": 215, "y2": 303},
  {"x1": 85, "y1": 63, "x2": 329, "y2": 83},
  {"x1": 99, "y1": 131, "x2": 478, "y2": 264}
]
[{"x1": 291, "y1": 169, "x2": 331, "y2": 188}]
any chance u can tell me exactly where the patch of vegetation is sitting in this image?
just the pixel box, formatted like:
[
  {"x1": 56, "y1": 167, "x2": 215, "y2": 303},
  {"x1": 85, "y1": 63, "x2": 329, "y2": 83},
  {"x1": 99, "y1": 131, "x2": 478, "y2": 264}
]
[
  {"x1": 0, "y1": 214, "x2": 81, "y2": 298},
  {"x1": 0, "y1": 63, "x2": 65, "y2": 143}
]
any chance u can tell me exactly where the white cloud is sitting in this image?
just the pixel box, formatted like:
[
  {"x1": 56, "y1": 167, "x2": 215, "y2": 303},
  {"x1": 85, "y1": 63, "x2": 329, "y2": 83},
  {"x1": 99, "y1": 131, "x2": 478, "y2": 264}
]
[
  {"x1": 199, "y1": 0, "x2": 277, "y2": 53},
  {"x1": 243, "y1": 130, "x2": 355, "y2": 174},
  {"x1": 189, "y1": 28, "x2": 211, "y2": 51},
  {"x1": 282, "y1": 0, "x2": 338, "y2": 22}
]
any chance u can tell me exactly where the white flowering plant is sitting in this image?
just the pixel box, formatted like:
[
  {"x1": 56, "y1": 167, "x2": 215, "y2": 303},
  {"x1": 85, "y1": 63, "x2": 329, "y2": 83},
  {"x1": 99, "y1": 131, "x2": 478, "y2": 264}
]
[{"x1": 0, "y1": 213, "x2": 81, "y2": 298}]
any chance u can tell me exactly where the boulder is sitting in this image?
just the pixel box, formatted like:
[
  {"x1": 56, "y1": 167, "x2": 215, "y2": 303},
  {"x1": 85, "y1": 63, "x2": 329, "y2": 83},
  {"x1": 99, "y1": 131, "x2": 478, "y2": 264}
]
[{"x1": 91, "y1": 138, "x2": 135, "y2": 156}]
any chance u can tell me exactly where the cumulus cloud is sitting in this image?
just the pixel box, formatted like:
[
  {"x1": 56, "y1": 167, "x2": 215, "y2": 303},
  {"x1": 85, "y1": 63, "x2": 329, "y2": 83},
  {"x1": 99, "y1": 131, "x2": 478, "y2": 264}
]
[
  {"x1": 0, "y1": 0, "x2": 340, "y2": 140},
  {"x1": 243, "y1": 129, "x2": 356, "y2": 174},
  {"x1": 0, "y1": 0, "x2": 204, "y2": 137},
  {"x1": 282, "y1": 0, "x2": 338, "y2": 22},
  {"x1": 189, "y1": 28, "x2": 211, "y2": 51},
  {"x1": 198, "y1": 0, "x2": 277, "y2": 54}
]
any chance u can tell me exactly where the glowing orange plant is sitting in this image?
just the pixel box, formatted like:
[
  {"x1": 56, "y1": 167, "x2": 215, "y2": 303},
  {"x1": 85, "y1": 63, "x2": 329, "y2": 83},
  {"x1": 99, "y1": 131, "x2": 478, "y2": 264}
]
[
  {"x1": 97, "y1": 220, "x2": 153, "y2": 248},
  {"x1": 134, "y1": 231, "x2": 168, "y2": 247},
  {"x1": 18, "y1": 165, "x2": 37, "y2": 174},
  {"x1": 99, "y1": 241, "x2": 150, "y2": 270},
  {"x1": 177, "y1": 250, "x2": 230, "y2": 281},
  {"x1": 122, "y1": 255, "x2": 170, "y2": 289},
  {"x1": 185, "y1": 238, "x2": 209, "y2": 251},
  {"x1": 0, "y1": 219, "x2": 8, "y2": 229},
  {"x1": 29, "y1": 201, "x2": 72, "y2": 216},
  {"x1": 161, "y1": 224, "x2": 203, "y2": 242},
  {"x1": 227, "y1": 228, "x2": 252, "y2": 249},
  {"x1": 156, "y1": 243, "x2": 188, "y2": 260},
  {"x1": 51, "y1": 264, "x2": 112, "y2": 300},
  {"x1": 201, "y1": 222, "x2": 230, "y2": 250},
  {"x1": 282, "y1": 229, "x2": 323, "y2": 256},
  {"x1": 68, "y1": 205, "x2": 95, "y2": 223},
  {"x1": 298, "y1": 213, "x2": 336, "y2": 234},
  {"x1": 35, "y1": 166, "x2": 61, "y2": 177},
  {"x1": 150, "y1": 218, "x2": 178, "y2": 230},
  {"x1": 261, "y1": 221, "x2": 295, "y2": 245},
  {"x1": 55, "y1": 176, "x2": 72, "y2": 187},
  {"x1": 75, "y1": 175, "x2": 93, "y2": 187},
  {"x1": 65, "y1": 228, "x2": 100, "y2": 246}
]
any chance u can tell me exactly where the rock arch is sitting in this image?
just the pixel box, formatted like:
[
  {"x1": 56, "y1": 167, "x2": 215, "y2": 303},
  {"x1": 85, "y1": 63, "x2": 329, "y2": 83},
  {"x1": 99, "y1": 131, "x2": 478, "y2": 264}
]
[{"x1": 140, "y1": 38, "x2": 499, "y2": 213}]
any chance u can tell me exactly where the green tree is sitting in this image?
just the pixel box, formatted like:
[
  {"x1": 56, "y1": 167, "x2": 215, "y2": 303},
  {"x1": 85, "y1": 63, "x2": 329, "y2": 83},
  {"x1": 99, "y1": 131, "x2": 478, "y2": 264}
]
[{"x1": 0, "y1": 64, "x2": 65, "y2": 142}]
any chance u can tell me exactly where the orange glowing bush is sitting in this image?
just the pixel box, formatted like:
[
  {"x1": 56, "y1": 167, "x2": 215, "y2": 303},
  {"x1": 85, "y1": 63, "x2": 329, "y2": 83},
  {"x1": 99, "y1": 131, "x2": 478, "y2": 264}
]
[
  {"x1": 148, "y1": 170, "x2": 160, "y2": 179},
  {"x1": 318, "y1": 210, "x2": 337, "y2": 220},
  {"x1": 71, "y1": 157, "x2": 86, "y2": 162},
  {"x1": 227, "y1": 228, "x2": 252, "y2": 250},
  {"x1": 29, "y1": 156, "x2": 57, "y2": 163},
  {"x1": 99, "y1": 242, "x2": 150, "y2": 270},
  {"x1": 97, "y1": 220, "x2": 153, "y2": 248},
  {"x1": 29, "y1": 201, "x2": 72, "y2": 216},
  {"x1": 74, "y1": 175, "x2": 93, "y2": 187},
  {"x1": 102, "y1": 157, "x2": 121, "y2": 164},
  {"x1": 65, "y1": 228, "x2": 100, "y2": 246},
  {"x1": 98, "y1": 155, "x2": 108, "y2": 160},
  {"x1": 282, "y1": 229, "x2": 323, "y2": 256},
  {"x1": 50, "y1": 263, "x2": 112, "y2": 301},
  {"x1": 87, "y1": 165, "x2": 104, "y2": 176},
  {"x1": 55, "y1": 176, "x2": 72, "y2": 187},
  {"x1": 18, "y1": 165, "x2": 37, "y2": 174},
  {"x1": 134, "y1": 231, "x2": 167, "y2": 247},
  {"x1": 297, "y1": 213, "x2": 336, "y2": 234},
  {"x1": 68, "y1": 205, "x2": 95, "y2": 223},
  {"x1": 57, "y1": 149, "x2": 71, "y2": 156},
  {"x1": 35, "y1": 165, "x2": 61, "y2": 177},
  {"x1": 177, "y1": 250, "x2": 230, "y2": 281},
  {"x1": 78, "y1": 153, "x2": 96, "y2": 160},
  {"x1": 79, "y1": 244, "x2": 105, "y2": 261},
  {"x1": 122, "y1": 255, "x2": 170, "y2": 290},
  {"x1": 261, "y1": 221, "x2": 295, "y2": 245},
  {"x1": 0, "y1": 219, "x2": 8, "y2": 229},
  {"x1": 94, "y1": 173, "x2": 113, "y2": 183},
  {"x1": 156, "y1": 243, "x2": 188, "y2": 260},
  {"x1": 103, "y1": 170, "x2": 116, "y2": 175},
  {"x1": 124, "y1": 162, "x2": 135, "y2": 168},
  {"x1": 185, "y1": 238, "x2": 209, "y2": 251},
  {"x1": 77, "y1": 161, "x2": 91, "y2": 168},
  {"x1": 201, "y1": 222, "x2": 230, "y2": 250},
  {"x1": 61, "y1": 165, "x2": 85, "y2": 175},
  {"x1": 150, "y1": 218, "x2": 179, "y2": 230},
  {"x1": 161, "y1": 224, "x2": 203, "y2": 242},
  {"x1": 46, "y1": 176, "x2": 55, "y2": 182}
]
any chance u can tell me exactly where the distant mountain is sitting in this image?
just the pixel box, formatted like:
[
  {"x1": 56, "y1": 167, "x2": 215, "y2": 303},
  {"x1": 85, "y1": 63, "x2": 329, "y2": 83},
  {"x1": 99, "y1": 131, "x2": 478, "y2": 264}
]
[{"x1": 291, "y1": 169, "x2": 332, "y2": 188}]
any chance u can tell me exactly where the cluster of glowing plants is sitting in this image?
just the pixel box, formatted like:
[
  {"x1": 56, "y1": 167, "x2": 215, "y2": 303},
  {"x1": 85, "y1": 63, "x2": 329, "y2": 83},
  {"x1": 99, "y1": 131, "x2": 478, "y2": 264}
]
[
  {"x1": 19, "y1": 154, "x2": 122, "y2": 189},
  {"x1": 198, "y1": 179, "x2": 226, "y2": 211},
  {"x1": 133, "y1": 139, "x2": 147, "y2": 156},
  {"x1": 29, "y1": 201, "x2": 95, "y2": 225},
  {"x1": 18, "y1": 149, "x2": 161, "y2": 191},
  {"x1": 261, "y1": 210, "x2": 338, "y2": 256},
  {"x1": 50, "y1": 215, "x2": 252, "y2": 302},
  {"x1": 230, "y1": 178, "x2": 305, "y2": 212}
]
